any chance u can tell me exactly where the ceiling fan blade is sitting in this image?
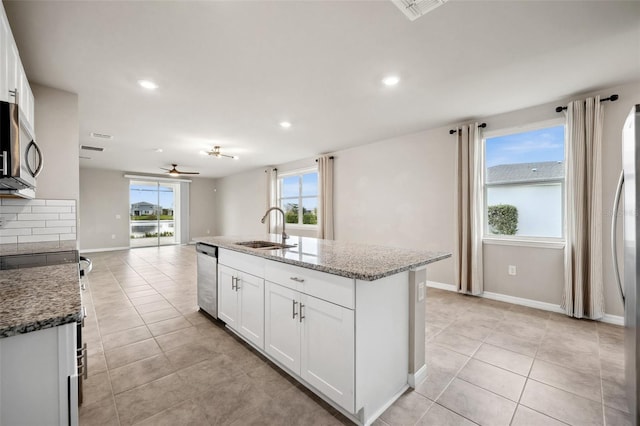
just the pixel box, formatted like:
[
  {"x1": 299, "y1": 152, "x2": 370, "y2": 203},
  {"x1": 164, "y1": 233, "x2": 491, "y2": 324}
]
[
  {"x1": 177, "y1": 171, "x2": 200, "y2": 175},
  {"x1": 160, "y1": 167, "x2": 172, "y2": 171}
]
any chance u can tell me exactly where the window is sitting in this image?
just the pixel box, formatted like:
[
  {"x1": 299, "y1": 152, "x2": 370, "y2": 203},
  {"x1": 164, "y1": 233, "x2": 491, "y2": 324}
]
[
  {"x1": 278, "y1": 168, "x2": 318, "y2": 226},
  {"x1": 483, "y1": 120, "x2": 565, "y2": 240}
]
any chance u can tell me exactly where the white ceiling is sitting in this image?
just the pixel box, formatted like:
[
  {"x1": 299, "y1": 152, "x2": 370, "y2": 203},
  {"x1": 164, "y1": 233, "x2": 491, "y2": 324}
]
[{"x1": 4, "y1": 0, "x2": 640, "y2": 178}]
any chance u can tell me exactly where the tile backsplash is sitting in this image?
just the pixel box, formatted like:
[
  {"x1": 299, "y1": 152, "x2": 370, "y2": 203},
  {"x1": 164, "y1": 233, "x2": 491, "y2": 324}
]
[{"x1": 0, "y1": 199, "x2": 77, "y2": 244}]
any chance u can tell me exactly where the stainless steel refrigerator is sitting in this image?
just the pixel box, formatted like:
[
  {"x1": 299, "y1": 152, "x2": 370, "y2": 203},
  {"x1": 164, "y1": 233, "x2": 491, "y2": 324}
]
[{"x1": 613, "y1": 104, "x2": 640, "y2": 426}]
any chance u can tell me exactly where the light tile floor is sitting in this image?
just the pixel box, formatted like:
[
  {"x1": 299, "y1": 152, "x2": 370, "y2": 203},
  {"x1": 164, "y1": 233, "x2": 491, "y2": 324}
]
[{"x1": 79, "y1": 245, "x2": 630, "y2": 426}]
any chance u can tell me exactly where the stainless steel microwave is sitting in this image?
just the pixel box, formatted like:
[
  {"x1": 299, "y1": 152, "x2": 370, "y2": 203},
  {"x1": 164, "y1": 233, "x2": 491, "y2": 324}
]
[{"x1": 0, "y1": 100, "x2": 42, "y2": 198}]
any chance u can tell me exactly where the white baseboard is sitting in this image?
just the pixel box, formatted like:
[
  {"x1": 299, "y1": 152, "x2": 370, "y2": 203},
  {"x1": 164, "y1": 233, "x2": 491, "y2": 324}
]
[
  {"x1": 427, "y1": 281, "x2": 622, "y2": 324},
  {"x1": 481, "y1": 291, "x2": 565, "y2": 314},
  {"x1": 408, "y1": 364, "x2": 427, "y2": 388},
  {"x1": 601, "y1": 314, "x2": 624, "y2": 326},
  {"x1": 426, "y1": 281, "x2": 457, "y2": 292},
  {"x1": 79, "y1": 246, "x2": 129, "y2": 253}
]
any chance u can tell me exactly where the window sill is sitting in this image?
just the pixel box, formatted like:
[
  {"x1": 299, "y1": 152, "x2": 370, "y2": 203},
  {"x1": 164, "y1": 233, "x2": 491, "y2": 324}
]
[
  {"x1": 285, "y1": 224, "x2": 318, "y2": 230},
  {"x1": 482, "y1": 237, "x2": 565, "y2": 249}
]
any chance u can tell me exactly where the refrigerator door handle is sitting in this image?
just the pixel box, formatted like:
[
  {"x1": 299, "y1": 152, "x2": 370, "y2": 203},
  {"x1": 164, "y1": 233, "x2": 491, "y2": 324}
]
[{"x1": 611, "y1": 170, "x2": 625, "y2": 304}]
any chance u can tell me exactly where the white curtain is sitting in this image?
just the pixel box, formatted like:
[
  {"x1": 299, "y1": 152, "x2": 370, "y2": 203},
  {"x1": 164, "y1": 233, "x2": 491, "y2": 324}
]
[
  {"x1": 454, "y1": 124, "x2": 484, "y2": 295},
  {"x1": 317, "y1": 155, "x2": 334, "y2": 240},
  {"x1": 265, "y1": 168, "x2": 278, "y2": 234},
  {"x1": 562, "y1": 96, "x2": 604, "y2": 319}
]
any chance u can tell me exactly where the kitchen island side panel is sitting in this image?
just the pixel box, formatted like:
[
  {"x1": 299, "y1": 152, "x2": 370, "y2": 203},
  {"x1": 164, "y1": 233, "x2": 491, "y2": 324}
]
[{"x1": 355, "y1": 271, "x2": 409, "y2": 423}]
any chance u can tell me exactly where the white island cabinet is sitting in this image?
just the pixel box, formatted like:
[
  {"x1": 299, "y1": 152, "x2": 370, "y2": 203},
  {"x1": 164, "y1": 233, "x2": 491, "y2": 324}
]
[
  {"x1": 201, "y1": 236, "x2": 453, "y2": 426},
  {"x1": 218, "y1": 250, "x2": 266, "y2": 349}
]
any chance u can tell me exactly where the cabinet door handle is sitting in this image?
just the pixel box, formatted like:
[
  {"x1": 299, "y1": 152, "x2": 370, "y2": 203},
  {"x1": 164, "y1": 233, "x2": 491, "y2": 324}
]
[
  {"x1": 231, "y1": 277, "x2": 236, "y2": 291},
  {"x1": 290, "y1": 277, "x2": 305, "y2": 283},
  {"x1": 235, "y1": 277, "x2": 240, "y2": 291},
  {"x1": 0, "y1": 151, "x2": 7, "y2": 176},
  {"x1": 292, "y1": 300, "x2": 298, "y2": 319},
  {"x1": 9, "y1": 88, "x2": 17, "y2": 98},
  {"x1": 299, "y1": 303, "x2": 305, "y2": 322}
]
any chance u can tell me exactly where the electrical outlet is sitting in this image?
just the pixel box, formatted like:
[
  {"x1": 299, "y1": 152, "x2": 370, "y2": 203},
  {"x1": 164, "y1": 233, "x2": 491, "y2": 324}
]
[
  {"x1": 508, "y1": 265, "x2": 517, "y2": 276},
  {"x1": 111, "y1": 234, "x2": 116, "y2": 239},
  {"x1": 115, "y1": 214, "x2": 121, "y2": 219},
  {"x1": 418, "y1": 282, "x2": 425, "y2": 301}
]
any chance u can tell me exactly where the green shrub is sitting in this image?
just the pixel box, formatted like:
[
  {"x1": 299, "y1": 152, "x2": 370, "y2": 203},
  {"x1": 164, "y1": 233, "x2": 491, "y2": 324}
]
[{"x1": 487, "y1": 204, "x2": 518, "y2": 235}]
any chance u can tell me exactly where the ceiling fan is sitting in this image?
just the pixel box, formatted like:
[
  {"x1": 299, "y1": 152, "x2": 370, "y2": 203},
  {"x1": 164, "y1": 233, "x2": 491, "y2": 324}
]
[
  {"x1": 160, "y1": 164, "x2": 200, "y2": 176},
  {"x1": 205, "y1": 146, "x2": 239, "y2": 160}
]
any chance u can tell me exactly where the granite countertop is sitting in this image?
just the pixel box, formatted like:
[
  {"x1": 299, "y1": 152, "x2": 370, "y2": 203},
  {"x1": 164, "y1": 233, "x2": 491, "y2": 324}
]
[
  {"x1": 0, "y1": 240, "x2": 78, "y2": 256},
  {"x1": 194, "y1": 235, "x2": 451, "y2": 281},
  {"x1": 0, "y1": 263, "x2": 82, "y2": 338}
]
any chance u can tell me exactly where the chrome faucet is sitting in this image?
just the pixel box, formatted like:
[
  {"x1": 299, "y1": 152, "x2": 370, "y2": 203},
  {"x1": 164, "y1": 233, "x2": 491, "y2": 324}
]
[{"x1": 261, "y1": 207, "x2": 289, "y2": 240}]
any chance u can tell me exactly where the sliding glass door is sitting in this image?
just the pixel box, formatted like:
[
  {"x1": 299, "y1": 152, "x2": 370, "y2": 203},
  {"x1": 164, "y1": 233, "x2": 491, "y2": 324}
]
[{"x1": 129, "y1": 180, "x2": 180, "y2": 248}]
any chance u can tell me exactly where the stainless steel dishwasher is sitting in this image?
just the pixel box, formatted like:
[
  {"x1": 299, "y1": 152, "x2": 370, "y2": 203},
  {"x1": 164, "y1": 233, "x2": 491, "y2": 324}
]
[{"x1": 196, "y1": 243, "x2": 218, "y2": 319}]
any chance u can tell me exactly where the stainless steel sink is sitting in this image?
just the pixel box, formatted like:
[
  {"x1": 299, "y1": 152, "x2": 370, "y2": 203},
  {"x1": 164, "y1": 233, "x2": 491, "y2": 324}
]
[{"x1": 235, "y1": 240, "x2": 296, "y2": 250}]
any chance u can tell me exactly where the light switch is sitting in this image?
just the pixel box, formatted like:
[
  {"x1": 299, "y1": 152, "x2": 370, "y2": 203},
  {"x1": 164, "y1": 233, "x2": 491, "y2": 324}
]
[{"x1": 115, "y1": 214, "x2": 121, "y2": 219}]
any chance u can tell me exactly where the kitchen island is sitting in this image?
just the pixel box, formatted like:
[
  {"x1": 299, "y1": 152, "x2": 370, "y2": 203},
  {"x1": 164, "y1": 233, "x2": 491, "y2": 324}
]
[{"x1": 193, "y1": 234, "x2": 450, "y2": 426}]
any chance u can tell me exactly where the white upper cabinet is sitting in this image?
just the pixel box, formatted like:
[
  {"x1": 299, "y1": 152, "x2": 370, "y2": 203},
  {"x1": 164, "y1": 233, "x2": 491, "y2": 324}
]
[{"x1": 0, "y1": 3, "x2": 35, "y2": 128}]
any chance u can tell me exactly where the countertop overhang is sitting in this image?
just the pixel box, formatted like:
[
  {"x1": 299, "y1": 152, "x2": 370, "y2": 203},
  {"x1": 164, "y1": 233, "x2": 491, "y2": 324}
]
[
  {"x1": 194, "y1": 235, "x2": 451, "y2": 281},
  {"x1": 0, "y1": 263, "x2": 82, "y2": 338}
]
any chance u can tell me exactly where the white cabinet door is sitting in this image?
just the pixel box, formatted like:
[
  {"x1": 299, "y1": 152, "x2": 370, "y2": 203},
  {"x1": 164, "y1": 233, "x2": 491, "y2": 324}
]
[
  {"x1": 237, "y1": 272, "x2": 264, "y2": 349},
  {"x1": 264, "y1": 281, "x2": 301, "y2": 373},
  {"x1": 0, "y1": 9, "x2": 10, "y2": 103},
  {"x1": 18, "y1": 64, "x2": 34, "y2": 128},
  {"x1": 300, "y1": 294, "x2": 355, "y2": 412},
  {"x1": 6, "y1": 39, "x2": 18, "y2": 103},
  {"x1": 218, "y1": 264, "x2": 238, "y2": 329}
]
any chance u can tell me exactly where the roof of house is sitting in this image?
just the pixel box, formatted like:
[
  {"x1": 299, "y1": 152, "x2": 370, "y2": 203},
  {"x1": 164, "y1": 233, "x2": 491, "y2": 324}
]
[
  {"x1": 486, "y1": 161, "x2": 564, "y2": 185},
  {"x1": 131, "y1": 201, "x2": 157, "y2": 208}
]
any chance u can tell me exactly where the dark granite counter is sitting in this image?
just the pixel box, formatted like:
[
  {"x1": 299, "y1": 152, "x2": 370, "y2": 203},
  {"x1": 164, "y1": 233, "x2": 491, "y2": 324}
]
[
  {"x1": 0, "y1": 263, "x2": 82, "y2": 338},
  {"x1": 193, "y1": 235, "x2": 451, "y2": 281}
]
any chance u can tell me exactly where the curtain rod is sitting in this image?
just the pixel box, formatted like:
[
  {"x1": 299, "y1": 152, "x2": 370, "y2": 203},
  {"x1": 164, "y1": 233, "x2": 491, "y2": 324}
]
[
  {"x1": 449, "y1": 122, "x2": 487, "y2": 135},
  {"x1": 264, "y1": 168, "x2": 277, "y2": 173},
  {"x1": 555, "y1": 94, "x2": 619, "y2": 113},
  {"x1": 315, "y1": 156, "x2": 334, "y2": 162}
]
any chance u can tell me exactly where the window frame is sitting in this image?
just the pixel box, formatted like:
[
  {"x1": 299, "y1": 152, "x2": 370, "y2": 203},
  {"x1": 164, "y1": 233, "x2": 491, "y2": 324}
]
[
  {"x1": 481, "y1": 117, "x2": 566, "y2": 245},
  {"x1": 277, "y1": 166, "x2": 319, "y2": 229}
]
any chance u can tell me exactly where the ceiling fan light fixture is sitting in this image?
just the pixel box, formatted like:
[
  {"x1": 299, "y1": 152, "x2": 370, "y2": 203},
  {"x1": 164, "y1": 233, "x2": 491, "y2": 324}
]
[{"x1": 206, "y1": 145, "x2": 237, "y2": 160}]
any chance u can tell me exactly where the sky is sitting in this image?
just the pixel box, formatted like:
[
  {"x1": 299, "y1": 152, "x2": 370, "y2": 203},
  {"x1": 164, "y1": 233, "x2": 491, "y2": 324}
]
[
  {"x1": 485, "y1": 125, "x2": 565, "y2": 168},
  {"x1": 130, "y1": 184, "x2": 175, "y2": 209},
  {"x1": 281, "y1": 172, "x2": 318, "y2": 199}
]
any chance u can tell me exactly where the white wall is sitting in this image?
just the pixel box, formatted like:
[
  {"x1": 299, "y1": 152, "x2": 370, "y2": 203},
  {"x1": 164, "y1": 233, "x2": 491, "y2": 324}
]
[
  {"x1": 79, "y1": 168, "x2": 130, "y2": 250},
  {"x1": 213, "y1": 80, "x2": 640, "y2": 317},
  {"x1": 213, "y1": 167, "x2": 267, "y2": 236},
  {"x1": 31, "y1": 84, "x2": 79, "y2": 200}
]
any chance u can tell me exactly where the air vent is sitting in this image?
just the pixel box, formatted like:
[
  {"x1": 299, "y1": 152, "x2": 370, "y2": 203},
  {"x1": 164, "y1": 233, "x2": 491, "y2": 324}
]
[
  {"x1": 79, "y1": 156, "x2": 91, "y2": 160},
  {"x1": 390, "y1": 0, "x2": 449, "y2": 21},
  {"x1": 81, "y1": 145, "x2": 104, "y2": 152},
  {"x1": 90, "y1": 132, "x2": 113, "y2": 140}
]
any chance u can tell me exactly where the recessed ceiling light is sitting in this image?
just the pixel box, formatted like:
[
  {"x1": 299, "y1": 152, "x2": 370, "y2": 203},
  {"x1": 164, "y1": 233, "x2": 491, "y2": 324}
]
[
  {"x1": 155, "y1": 148, "x2": 163, "y2": 153},
  {"x1": 280, "y1": 121, "x2": 292, "y2": 129},
  {"x1": 138, "y1": 80, "x2": 158, "y2": 90},
  {"x1": 382, "y1": 75, "x2": 400, "y2": 86}
]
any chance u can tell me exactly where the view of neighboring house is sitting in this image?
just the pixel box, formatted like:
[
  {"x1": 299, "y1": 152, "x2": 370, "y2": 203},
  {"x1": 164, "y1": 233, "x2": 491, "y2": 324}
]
[
  {"x1": 130, "y1": 202, "x2": 173, "y2": 217},
  {"x1": 486, "y1": 161, "x2": 564, "y2": 238}
]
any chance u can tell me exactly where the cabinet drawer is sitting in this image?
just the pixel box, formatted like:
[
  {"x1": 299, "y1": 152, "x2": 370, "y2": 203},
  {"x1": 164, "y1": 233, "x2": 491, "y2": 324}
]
[
  {"x1": 265, "y1": 260, "x2": 354, "y2": 309},
  {"x1": 219, "y1": 249, "x2": 265, "y2": 277}
]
